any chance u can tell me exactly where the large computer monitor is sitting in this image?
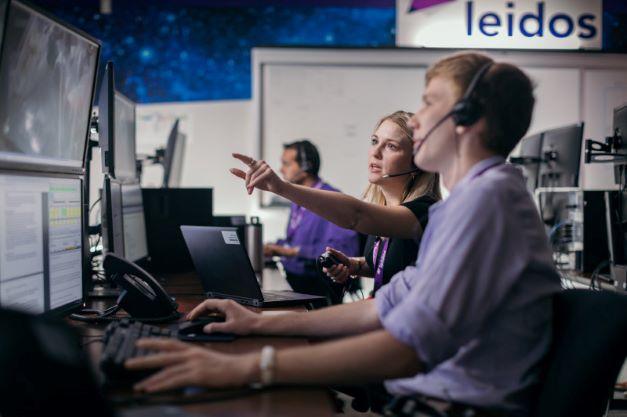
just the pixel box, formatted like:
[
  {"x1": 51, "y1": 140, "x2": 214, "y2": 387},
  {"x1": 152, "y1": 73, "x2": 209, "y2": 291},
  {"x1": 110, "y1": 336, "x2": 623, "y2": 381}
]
[
  {"x1": 0, "y1": 171, "x2": 84, "y2": 314},
  {"x1": 0, "y1": 0, "x2": 99, "y2": 173},
  {"x1": 162, "y1": 119, "x2": 186, "y2": 188},
  {"x1": 538, "y1": 123, "x2": 584, "y2": 188},
  {"x1": 517, "y1": 132, "x2": 544, "y2": 193},
  {"x1": 99, "y1": 61, "x2": 138, "y2": 182}
]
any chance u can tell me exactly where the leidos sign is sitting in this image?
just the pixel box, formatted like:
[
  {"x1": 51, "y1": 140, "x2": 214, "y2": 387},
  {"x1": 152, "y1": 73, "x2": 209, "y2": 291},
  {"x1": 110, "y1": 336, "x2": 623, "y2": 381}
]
[{"x1": 397, "y1": 0, "x2": 602, "y2": 49}]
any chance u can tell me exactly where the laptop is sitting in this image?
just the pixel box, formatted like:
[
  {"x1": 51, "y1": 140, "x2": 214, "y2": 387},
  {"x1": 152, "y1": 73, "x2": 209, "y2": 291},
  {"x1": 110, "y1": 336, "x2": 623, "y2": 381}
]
[{"x1": 180, "y1": 226, "x2": 325, "y2": 307}]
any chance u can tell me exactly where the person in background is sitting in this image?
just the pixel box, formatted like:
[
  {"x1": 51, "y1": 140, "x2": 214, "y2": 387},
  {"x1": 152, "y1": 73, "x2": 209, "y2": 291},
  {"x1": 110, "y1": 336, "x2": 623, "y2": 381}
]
[
  {"x1": 322, "y1": 111, "x2": 440, "y2": 296},
  {"x1": 263, "y1": 140, "x2": 360, "y2": 300}
]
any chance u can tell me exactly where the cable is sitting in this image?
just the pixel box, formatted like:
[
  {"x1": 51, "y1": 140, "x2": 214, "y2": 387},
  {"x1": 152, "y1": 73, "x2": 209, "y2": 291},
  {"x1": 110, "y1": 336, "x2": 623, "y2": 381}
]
[
  {"x1": 589, "y1": 259, "x2": 610, "y2": 291},
  {"x1": 69, "y1": 305, "x2": 121, "y2": 323}
]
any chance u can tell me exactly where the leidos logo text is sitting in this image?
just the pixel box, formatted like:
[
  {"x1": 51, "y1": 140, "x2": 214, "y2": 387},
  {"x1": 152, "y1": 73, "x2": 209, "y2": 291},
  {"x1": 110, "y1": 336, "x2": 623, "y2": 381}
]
[{"x1": 466, "y1": 1, "x2": 597, "y2": 40}]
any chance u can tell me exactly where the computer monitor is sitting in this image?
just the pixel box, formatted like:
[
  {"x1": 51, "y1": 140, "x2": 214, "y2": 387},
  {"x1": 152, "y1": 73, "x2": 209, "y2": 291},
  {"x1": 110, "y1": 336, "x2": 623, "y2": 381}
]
[
  {"x1": 538, "y1": 123, "x2": 584, "y2": 188},
  {"x1": 114, "y1": 92, "x2": 138, "y2": 181},
  {"x1": 0, "y1": 0, "x2": 99, "y2": 173},
  {"x1": 99, "y1": 61, "x2": 138, "y2": 182},
  {"x1": 101, "y1": 177, "x2": 148, "y2": 264},
  {"x1": 98, "y1": 61, "x2": 114, "y2": 176},
  {"x1": 101, "y1": 176, "x2": 124, "y2": 258},
  {"x1": 121, "y1": 183, "x2": 148, "y2": 263},
  {"x1": 613, "y1": 103, "x2": 627, "y2": 164},
  {"x1": 517, "y1": 132, "x2": 544, "y2": 193},
  {"x1": 0, "y1": 171, "x2": 84, "y2": 314},
  {"x1": 162, "y1": 119, "x2": 186, "y2": 188}
]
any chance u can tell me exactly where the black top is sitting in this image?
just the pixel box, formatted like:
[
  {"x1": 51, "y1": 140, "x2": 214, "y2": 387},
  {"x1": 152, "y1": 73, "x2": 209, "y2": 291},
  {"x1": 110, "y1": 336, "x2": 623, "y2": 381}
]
[{"x1": 364, "y1": 195, "x2": 438, "y2": 294}]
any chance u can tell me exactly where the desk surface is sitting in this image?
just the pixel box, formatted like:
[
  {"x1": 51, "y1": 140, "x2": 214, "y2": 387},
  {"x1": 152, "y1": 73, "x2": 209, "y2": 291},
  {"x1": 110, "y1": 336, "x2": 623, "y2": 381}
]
[{"x1": 72, "y1": 270, "x2": 335, "y2": 417}]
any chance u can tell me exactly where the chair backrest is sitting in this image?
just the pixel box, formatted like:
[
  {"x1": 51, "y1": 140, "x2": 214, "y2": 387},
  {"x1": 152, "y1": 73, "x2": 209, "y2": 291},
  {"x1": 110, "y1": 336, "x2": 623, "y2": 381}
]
[{"x1": 534, "y1": 289, "x2": 627, "y2": 417}]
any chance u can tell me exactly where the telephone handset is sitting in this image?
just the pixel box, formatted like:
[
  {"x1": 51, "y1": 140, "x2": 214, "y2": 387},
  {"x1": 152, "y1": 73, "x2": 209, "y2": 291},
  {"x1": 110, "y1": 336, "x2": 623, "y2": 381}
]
[{"x1": 103, "y1": 253, "x2": 180, "y2": 321}]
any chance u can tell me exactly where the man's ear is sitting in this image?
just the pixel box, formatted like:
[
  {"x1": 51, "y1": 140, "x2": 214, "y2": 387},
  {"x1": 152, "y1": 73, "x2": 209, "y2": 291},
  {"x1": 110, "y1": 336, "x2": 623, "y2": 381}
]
[{"x1": 455, "y1": 118, "x2": 486, "y2": 138}]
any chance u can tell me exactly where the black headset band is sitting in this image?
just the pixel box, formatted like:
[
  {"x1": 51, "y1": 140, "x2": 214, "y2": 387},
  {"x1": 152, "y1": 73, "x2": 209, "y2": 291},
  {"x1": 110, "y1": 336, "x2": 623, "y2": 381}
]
[{"x1": 462, "y1": 61, "x2": 493, "y2": 101}]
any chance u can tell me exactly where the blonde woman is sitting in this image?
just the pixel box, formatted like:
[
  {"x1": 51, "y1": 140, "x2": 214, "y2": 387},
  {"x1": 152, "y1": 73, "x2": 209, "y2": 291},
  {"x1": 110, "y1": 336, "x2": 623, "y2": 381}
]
[{"x1": 322, "y1": 111, "x2": 441, "y2": 294}]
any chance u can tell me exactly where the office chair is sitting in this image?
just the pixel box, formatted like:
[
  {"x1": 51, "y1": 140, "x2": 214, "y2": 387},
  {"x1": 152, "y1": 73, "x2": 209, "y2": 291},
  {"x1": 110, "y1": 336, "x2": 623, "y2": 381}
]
[{"x1": 533, "y1": 289, "x2": 627, "y2": 417}]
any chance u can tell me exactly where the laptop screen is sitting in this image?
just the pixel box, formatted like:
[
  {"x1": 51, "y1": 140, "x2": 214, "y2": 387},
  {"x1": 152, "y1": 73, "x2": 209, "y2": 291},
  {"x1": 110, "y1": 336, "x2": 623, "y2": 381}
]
[{"x1": 181, "y1": 226, "x2": 262, "y2": 300}]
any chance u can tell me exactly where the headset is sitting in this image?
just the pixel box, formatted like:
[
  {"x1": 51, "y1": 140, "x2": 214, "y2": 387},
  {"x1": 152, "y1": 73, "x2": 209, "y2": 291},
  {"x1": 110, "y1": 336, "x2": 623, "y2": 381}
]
[
  {"x1": 294, "y1": 139, "x2": 320, "y2": 176},
  {"x1": 384, "y1": 61, "x2": 494, "y2": 178}
]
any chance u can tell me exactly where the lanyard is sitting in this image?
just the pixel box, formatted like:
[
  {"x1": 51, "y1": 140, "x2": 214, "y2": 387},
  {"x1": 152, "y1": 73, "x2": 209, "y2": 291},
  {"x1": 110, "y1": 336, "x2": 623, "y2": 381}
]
[
  {"x1": 372, "y1": 237, "x2": 390, "y2": 290},
  {"x1": 287, "y1": 180, "x2": 323, "y2": 239}
]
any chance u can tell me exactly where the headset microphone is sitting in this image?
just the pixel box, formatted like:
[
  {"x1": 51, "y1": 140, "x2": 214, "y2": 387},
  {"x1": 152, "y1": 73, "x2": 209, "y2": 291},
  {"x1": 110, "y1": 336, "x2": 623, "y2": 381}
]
[{"x1": 382, "y1": 168, "x2": 420, "y2": 179}]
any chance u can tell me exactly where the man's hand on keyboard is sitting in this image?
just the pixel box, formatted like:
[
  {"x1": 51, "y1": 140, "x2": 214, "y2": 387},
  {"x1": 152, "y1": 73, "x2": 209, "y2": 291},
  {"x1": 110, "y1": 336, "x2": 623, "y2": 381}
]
[
  {"x1": 125, "y1": 338, "x2": 258, "y2": 392},
  {"x1": 185, "y1": 299, "x2": 260, "y2": 335}
]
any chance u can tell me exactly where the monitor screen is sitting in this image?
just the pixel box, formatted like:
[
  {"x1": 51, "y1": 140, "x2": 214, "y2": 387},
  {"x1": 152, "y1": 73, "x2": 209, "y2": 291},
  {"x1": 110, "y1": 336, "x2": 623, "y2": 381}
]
[
  {"x1": 0, "y1": 172, "x2": 83, "y2": 313},
  {"x1": 114, "y1": 92, "x2": 137, "y2": 181},
  {"x1": 614, "y1": 103, "x2": 627, "y2": 160},
  {"x1": 538, "y1": 123, "x2": 584, "y2": 188},
  {"x1": 167, "y1": 132, "x2": 186, "y2": 188},
  {"x1": 121, "y1": 183, "x2": 148, "y2": 262},
  {"x1": 0, "y1": 1, "x2": 99, "y2": 170}
]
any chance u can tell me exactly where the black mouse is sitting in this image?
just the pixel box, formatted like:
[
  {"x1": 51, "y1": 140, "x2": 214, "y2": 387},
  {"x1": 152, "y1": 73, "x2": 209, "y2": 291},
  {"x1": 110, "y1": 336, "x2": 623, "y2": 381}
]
[{"x1": 177, "y1": 317, "x2": 225, "y2": 336}]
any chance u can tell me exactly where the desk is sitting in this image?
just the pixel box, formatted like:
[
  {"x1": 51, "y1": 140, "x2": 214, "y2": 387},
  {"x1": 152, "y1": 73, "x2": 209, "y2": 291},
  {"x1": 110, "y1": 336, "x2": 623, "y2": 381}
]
[{"x1": 71, "y1": 270, "x2": 336, "y2": 417}]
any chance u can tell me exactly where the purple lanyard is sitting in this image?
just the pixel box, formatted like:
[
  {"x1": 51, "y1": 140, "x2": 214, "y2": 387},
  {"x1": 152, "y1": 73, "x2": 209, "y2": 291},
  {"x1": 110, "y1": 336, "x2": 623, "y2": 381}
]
[
  {"x1": 287, "y1": 180, "x2": 323, "y2": 239},
  {"x1": 373, "y1": 237, "x2": 390, "y2": 289}
]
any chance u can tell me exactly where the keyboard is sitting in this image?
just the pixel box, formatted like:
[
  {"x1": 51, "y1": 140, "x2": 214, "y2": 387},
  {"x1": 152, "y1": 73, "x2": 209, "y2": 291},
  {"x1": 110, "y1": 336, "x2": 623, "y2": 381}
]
[
  {"x1": 100, "y1": 317, "x2": 234, "y2": 383},
  {"x1": 100, "y1": 319, "x2": 174, "y2": 383}
]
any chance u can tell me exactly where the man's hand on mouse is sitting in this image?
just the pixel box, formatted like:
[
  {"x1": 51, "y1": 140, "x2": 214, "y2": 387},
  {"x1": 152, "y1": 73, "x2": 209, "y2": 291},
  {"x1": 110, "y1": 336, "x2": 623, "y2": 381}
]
[{"x1": 185, "y1": 299, "x2": 261, "y2": 335}]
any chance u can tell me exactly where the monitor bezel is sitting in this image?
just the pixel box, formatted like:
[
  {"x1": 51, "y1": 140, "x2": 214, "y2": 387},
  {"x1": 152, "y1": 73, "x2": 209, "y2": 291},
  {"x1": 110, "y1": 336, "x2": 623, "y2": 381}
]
[
  {"x1": 0, "y1": 0, "x2": 101, "y2": 175},
  {"x1": 0, "y1": 168, "x2": 87, "y2": 316}
]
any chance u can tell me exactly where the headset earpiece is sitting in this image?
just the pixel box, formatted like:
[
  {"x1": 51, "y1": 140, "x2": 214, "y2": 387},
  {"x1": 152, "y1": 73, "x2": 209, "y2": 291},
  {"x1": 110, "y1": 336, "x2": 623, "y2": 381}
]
[{"x1": 298, "y1": 143, "x2": 312, "y2": 173}]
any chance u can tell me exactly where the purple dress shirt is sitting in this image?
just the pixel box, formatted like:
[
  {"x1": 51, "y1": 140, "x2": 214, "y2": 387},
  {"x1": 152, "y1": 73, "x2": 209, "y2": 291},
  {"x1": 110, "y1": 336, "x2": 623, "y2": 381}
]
[
  {"x1": 278, "y1": 180, "x2": 360, "y2": 275},
  {"x1": 376, "y1": 156, "x2": 561, "y2": 416}
]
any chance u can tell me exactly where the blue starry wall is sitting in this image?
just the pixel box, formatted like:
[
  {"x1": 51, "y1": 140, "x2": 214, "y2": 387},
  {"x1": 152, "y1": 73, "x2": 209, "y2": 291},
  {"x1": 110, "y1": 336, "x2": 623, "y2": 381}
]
[{"x1": 28, "y1": 0, "x2": 627, "y2": 104}]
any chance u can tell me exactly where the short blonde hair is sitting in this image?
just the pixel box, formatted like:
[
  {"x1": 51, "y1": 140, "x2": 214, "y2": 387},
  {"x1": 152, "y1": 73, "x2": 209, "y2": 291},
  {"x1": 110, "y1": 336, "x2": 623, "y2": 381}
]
[
  {"x1": 362, "y1": 111, "x2": 441, "y2": 206},
  {"x1": 426, "y1": 52, "x2": 535, "y2": 157}
]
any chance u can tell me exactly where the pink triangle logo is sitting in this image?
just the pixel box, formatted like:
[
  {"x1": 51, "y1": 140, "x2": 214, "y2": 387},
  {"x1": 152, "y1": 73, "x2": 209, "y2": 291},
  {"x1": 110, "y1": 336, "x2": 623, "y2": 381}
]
[{"x1": 408, "y1": 0, "x2": 455, "y2": 12}]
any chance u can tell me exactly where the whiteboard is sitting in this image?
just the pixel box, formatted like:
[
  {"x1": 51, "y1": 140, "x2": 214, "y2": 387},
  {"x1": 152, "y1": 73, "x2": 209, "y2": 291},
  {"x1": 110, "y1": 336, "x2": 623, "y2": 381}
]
[
  {"x1": 263, "y1": 64, "x2": 426, "y2": 202},
  {"x1": 254, "y1": 48, "x2": 627, "y2": 205}
]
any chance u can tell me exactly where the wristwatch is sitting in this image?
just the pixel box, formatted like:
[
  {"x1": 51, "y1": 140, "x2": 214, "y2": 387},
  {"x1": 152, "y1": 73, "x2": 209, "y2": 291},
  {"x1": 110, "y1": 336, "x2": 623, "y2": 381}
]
[{"x1": 259, "y1": 345, "x2": 276, "y2": 387}]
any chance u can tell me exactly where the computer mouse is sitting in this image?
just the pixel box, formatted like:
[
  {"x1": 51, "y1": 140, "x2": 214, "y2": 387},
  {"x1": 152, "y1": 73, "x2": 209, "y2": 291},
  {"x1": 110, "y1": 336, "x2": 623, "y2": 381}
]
[{"x1": 177, "y1": 317, "x2": 225, "y2": 336}]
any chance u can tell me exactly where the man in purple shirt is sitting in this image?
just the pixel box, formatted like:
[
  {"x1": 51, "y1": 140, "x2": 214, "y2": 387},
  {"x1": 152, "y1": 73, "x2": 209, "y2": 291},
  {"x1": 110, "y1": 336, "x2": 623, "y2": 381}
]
[
  {"x1": 127, "y1": 53, "x2": 561, "y2": 416},
  {"x1": 264, "y1": 140, "x2": 359, "y2": 297}
]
